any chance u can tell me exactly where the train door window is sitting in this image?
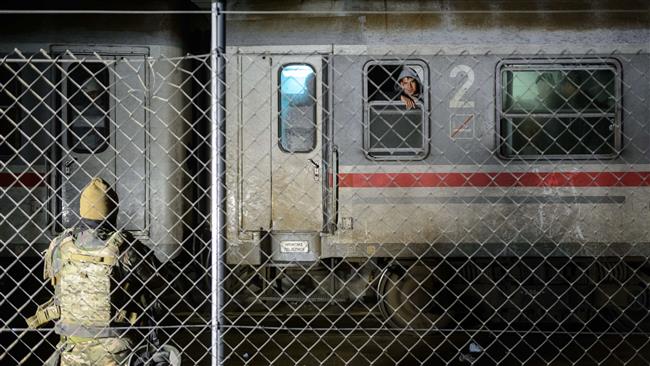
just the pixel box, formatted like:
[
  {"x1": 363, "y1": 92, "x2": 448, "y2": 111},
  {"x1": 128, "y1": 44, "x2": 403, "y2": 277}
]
[
  {"x1": 498, "y1": 60, "x2": 621, "y2": 159},
  {"x1": 363, "y1": 60, "x2": 429, "y2": 160},
  {"x1": 278, "y1": 64, "x2": 316, "y2": 153},
  {"x1": 66, "y1": 62, "x2": 110, "y2": 154},
  {"x1": 0, "y1": 62, "x2": 21, "y2": 158}
]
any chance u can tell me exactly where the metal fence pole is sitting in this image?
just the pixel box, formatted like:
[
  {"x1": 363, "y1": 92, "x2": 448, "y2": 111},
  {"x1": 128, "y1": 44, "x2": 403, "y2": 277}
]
[{"x1": 210, "y1": 1, "x2": 226, "y2": 365}]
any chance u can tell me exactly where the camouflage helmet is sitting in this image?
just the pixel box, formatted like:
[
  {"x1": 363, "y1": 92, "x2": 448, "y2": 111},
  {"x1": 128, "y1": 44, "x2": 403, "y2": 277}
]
[{"x1": 79, "y1": 177, "x2": 118, "y2": 221}]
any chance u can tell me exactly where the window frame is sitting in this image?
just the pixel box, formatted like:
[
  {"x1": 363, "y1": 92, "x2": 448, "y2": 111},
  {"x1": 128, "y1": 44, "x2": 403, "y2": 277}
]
[
  {"x1": 363, "y1": 59, "x2": 430, "y2": 161},
  {"x1": 62, "y1": 60, "x2": 113, "y2": 155},
  {"x1": 496, "y1": 58, "x2": 622, "y2": 160},
  {"x1": 277, "y1": 63, "x2": 318, "y2": 154}
]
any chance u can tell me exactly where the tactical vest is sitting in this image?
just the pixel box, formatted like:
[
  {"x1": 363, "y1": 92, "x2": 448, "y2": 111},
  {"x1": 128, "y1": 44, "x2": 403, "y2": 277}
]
[{"x1": 27, "y1": 228, "x2": 135, "y2": 338}]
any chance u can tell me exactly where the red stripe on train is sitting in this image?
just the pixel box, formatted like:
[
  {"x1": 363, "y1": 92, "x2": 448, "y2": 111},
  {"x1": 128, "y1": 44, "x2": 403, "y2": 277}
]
[
  {"x1": 0, "y1": 172, "x2": 45, "y2": 188},
  {"x1": 338, "y1": 172, "x2": 650, "y2": 188}
]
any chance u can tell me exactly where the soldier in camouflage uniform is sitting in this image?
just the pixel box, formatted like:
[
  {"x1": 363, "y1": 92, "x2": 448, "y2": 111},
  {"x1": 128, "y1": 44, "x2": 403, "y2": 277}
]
[{"x1": 27, "y1": 177, "x2": 159, "y2": 365}]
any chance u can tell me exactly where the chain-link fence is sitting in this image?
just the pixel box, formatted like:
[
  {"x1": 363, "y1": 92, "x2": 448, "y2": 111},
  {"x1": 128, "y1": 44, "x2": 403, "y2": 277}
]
[
  {"x1": 220, "y1": 48, "x2": 650, "y2": 366},
  {"x1": 0, "y1": 50, "x2": 213, "y2": 365},
  {"x1": 2, "y1": 44, "x2": 650, "y2": 365}
]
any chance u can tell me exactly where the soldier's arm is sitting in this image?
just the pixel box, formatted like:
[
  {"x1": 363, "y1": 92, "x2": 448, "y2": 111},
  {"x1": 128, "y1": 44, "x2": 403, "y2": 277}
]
[
  {"x1": 116, "y1": 233, "x2": 169, "y2": 321},
  {"x1": 120, "y1": 233, "x2": 168, "y2": 289}
]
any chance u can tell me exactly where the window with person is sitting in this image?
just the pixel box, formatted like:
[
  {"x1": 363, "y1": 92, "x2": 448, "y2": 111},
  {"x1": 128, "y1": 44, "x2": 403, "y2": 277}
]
[
  {"x1": 0, "y1": 62, "x2": 22, "y2": 158},
  {"x1": 66, "y1": 62, "x2": 111, "y2": 154},
  {"x1": 498, "y1": 61, "x2": 620, "y2": 158},
  {"x1": 364, "y1": 61, "x2": 429, "y2": 160},
  {"x1": 278, "y1": 64, "x2": 317, "y2": 153}
]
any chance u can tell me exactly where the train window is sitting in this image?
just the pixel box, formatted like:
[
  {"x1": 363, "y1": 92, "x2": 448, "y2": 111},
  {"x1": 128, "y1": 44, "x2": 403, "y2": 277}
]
[
  {"x1": 363, "y1": 61, "x2": 429, "y2": 160},
  {"x1": 278, "y1": 64, "x2": 316, "y2": 153},
  {"x1": 368, "y1": 104, "x2": 424, "y2": 155},
  {"x1": 498, "y1": 61, "x2": 620, "y2": 158},
  {"x1": 0, "y1": 63, "x2": 22, "y2": 158},
  {"x1": 66, "y1": 62, "x2": 110, "y2": 154}
]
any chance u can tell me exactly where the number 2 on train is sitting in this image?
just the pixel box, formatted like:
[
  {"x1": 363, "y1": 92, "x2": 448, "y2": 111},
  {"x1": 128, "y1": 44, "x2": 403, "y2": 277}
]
[{"x1": 449, "y1": 65, "x2": 475, "y2": 109}]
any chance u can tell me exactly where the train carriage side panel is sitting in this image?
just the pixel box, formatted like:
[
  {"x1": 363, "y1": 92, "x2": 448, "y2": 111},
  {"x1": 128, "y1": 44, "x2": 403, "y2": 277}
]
[
  {"x1": 147, "y1": 45, "x2": 194, "y2": 261},
  {"x1": 240, "y1": 55, "x2": 273, "y2": 233},
  {"x1": 326, "y1": 52, "x2": 650, "y2": 258},
  {"x1": 225, "y1": 52, "x2": 329, "y2": 265},
  {"x1": 0, "y1": 44, "x2": 193, "y2": 262},
  {"x1": 50, "y1": 46, "x2": 149, "y2": 236},
  {"x1": 225, "y1": 53, "x2": 272, "y2": 265},
  {"x1": 225, "y1": 52, "x2": 248, "y2": 264},
  {"x1": 0, "y1": 59, "x2": 52, "y2": 252}
]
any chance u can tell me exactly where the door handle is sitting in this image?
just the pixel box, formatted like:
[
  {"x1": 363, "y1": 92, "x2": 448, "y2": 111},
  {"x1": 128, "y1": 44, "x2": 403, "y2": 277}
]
[
  {"x1": 309, "y1": 158, "x2": 320, "y2": 181},
  {"x1": 64, "y1": 157, "x2": 77, "y2": 175},
  {"x1": 332, "y1": 146, "x2": 339, "y2": 230}
]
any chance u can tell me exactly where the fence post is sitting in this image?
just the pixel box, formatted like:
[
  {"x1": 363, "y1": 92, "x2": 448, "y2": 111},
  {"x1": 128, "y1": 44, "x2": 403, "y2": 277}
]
[{"x1": 211, "y1": 1, "x2": 226, "y2": 365}]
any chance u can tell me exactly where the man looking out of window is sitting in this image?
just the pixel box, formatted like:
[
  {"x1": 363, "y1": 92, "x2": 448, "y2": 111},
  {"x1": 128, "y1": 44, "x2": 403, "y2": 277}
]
[{"x1": 397, "y1": 66, "x2": 421, "y2": 109}]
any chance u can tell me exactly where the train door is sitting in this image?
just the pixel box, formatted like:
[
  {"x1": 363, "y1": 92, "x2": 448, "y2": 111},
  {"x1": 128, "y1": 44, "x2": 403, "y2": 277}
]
[
  {"x1": 57, "y1": 52, "x2": 148, "y2": 234},
  {"x1": 270, "y1": 56, "x2": 324, "y2": 234}
]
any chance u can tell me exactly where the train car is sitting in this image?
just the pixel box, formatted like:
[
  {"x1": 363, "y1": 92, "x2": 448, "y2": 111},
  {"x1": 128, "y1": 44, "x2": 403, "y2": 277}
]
[
  {"x1": 0, "y1": 0, "x2": 208, "y2": 262},
  {"x1": 0, "y1": 1, "x2": 211, "y2": 364},
  {"x1": 223, "y1": 1, "x2": 650, "y2": 341}
]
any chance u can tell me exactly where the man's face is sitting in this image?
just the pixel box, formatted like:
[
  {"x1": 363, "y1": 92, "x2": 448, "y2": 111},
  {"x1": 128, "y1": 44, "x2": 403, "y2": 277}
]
[{"x1": 400, "y1": 77, "x2": 418, "y2": 97}]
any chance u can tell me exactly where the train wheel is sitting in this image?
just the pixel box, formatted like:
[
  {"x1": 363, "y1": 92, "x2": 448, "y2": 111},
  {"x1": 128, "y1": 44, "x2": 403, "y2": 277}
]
[{"x1": 378, "y1": 263, "x2": 451, "y2": 331}]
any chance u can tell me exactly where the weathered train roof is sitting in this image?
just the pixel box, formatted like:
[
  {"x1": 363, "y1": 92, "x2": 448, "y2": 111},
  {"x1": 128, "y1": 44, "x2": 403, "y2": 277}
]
[{"x1": 218, "y1": 0, "x2": 650, "y2": 46}]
